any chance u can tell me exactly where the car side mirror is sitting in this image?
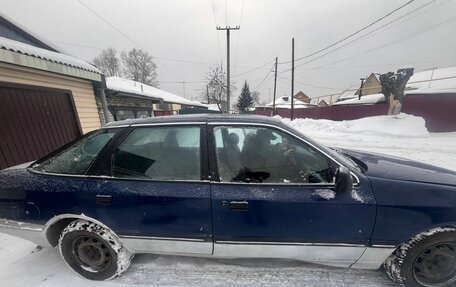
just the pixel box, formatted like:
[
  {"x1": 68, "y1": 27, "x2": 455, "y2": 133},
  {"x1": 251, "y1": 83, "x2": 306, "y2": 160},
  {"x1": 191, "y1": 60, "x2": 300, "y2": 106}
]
[{"x1": 335, "y1": 167, "x2": 353, "y2": 193}]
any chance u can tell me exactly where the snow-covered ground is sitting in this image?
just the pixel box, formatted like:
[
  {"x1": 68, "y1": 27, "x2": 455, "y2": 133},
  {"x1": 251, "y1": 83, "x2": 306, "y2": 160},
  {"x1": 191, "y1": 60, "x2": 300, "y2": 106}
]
[
  {"x1": 283, "y1": 113, "x2": 456, "y2": 171},
  {"x1": 1, "y1": 113, "x2": 455, "y2": 287}
]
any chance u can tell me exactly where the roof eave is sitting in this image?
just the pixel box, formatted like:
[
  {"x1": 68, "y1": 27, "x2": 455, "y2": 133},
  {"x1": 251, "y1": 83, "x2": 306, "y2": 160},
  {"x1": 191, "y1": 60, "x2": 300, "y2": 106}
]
[{"x1": 0, "y1": 49, "x2": 101, "y2": 82}]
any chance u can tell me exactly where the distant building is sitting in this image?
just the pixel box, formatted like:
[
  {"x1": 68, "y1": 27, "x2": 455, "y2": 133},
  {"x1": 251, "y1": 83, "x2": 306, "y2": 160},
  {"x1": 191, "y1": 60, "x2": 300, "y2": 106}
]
[
  {"x1": 356, "y1": 73, "x2": 382, "y2": 96},
  {"x1": 294, "y1": 91, "x2": 311, "y2": 103},
  {"x1": 105, "y1": 77, "x2": 208, "y2": 120},
  {"x1": 264, "y1": 96, "x2": 316, "y2": 109},
  {"x1": 318, "y1": 100, "x2": 329, "y2": 107}
]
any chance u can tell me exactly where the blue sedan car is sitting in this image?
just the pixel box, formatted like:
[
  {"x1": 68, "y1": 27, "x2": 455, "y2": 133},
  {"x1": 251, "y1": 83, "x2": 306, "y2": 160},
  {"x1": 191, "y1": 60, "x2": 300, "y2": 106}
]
[{"x1": 0, "y1": 114, "x2": 455, "y2": 286}]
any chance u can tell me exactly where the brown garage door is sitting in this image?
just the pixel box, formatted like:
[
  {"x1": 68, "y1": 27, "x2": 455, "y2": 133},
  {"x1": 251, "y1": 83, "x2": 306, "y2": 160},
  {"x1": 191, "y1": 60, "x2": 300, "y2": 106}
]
[{"x1": 0, "y1": 85, "x2": 81, "y2": 169}]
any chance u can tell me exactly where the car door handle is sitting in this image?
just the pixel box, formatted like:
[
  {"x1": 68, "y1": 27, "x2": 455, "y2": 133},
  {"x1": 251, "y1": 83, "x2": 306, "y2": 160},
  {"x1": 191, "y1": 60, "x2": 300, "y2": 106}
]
[
  {"x1": 228, "y1": 200, "x2": 249, "y2": 210},
  {"x1": 96, "y1": 194, "x2": 112, "y2": 203}
]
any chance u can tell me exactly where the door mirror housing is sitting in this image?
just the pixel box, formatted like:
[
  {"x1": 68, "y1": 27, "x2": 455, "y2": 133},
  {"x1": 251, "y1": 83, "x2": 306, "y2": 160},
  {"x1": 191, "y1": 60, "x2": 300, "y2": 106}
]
[{"x1": 335, "y1": 167, "x2": 353, "y2": 193}]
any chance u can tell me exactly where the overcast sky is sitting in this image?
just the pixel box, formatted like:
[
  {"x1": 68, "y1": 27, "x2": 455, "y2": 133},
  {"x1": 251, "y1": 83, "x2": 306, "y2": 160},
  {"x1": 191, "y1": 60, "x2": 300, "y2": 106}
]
[{"x1": 1, "y1": 0, "x2": 455, "y2": 104}]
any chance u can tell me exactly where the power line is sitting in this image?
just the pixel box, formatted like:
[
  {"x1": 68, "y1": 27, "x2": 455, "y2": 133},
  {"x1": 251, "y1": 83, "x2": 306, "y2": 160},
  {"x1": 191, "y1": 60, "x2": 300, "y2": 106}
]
[
  {"x1": 293, "y1": 0, "x2": 437, "y2": 70},
  {"x1": 211, "y1": 0, "x2": 224, "y2": 63},
  {"x1": 232, "y1": 58, "x2": 275, "y2": 78},
  {"x1": 278, "y1": 1, "x2": 453, "y2": 76},
  {"x1": 233, "y1": 0, "x2": 246, "y2": 75},
  {"x1": 77, "y1": 0, "x2": 142, "y2": 49},
  {"x1": 77, "y1": 0, "x2": 183, "y2": 80},
  {"x1": 252, "y1": 63, "x2": 275, "y2": 90},
  {"x1": 278, "y1": 0, "x2": 416, "y2": 65},
  {"x1": 278, "y1": 75, "x2": 342, "y2": 91},
  {"x1": 304, "y1": 15, "x2": 456, "y2": 72}
]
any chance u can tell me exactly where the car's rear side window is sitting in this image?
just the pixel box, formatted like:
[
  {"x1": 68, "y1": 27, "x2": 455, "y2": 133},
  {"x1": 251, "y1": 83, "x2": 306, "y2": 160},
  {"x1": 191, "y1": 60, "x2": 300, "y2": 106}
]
[
  {"x1": 111, "y1": 126, "x2": 201, "y2": 181},
  {"x1": 32, "y1": 130, "x2": 116, "y2": 175}
]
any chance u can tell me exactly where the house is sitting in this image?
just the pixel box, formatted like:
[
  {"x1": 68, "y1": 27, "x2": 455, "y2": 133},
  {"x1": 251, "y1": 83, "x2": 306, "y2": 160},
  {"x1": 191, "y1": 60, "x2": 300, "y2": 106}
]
[
  {"x1": 318, "y1": 100, "x2": 329, "y2": 107},
  {"x1": 0, "y1": 13, "x2": 103, "y2": 169},
  {"x1": 294, "y1": 91, "x2": 311, "y2": 103},
  {"x1": 332, "y1": 93, "x2": 386, "y2": 106},
  {"x1": 356, "y1": 73, "x2": 382, "y2": 96},
  {"x1": 105, "y1": 77, "x2": 208, "y2": 119},
  {"x1": 104, "y1": 77, "x2": 161, "y2": 122},
  {"x1": 405, "y1": 67, "x2": 456, "y2": 95},
  {"x1": 334, "y1": 73, "x2": 384, "y2": 106},
  {"x1": 265, "y1": 96, "x2": 316, "y2": 109}
]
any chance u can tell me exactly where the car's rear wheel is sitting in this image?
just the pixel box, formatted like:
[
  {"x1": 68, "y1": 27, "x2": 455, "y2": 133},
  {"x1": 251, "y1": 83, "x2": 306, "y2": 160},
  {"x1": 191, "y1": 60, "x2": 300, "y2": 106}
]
[
  {"x1": 384, "y1": 227, "x2": 456, "y2": 287},
  {"x1": 58, "y1": 220, "x2": 133, "y2": 280}
]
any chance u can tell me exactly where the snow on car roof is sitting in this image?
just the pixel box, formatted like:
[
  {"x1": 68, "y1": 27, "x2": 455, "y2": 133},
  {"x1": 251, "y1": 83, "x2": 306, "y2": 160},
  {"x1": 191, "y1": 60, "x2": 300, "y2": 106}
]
[
  {"x1": 406, "y1": 67, "x2": 456, "y2": 94},
  {"x1": 0, "y1": 36, "x2": 100, "y2": 73},
  {"x1": 106, "y1": 76, "x2": 207, "y2": 108}
]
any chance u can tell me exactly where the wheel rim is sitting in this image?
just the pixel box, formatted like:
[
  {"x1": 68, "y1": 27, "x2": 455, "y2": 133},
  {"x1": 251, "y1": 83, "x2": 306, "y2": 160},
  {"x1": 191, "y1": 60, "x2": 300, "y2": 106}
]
[
  {"x1": 413, "y1": 242, "x2": 456, "y2": 286},
  {"x1": 71, "y1": 235, "x2": 112, "y2": 272}
]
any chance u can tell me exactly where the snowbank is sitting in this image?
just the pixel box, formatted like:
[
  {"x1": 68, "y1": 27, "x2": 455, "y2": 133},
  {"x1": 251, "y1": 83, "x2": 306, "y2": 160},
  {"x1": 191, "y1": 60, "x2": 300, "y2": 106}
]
[{"x1": 281, "y1": 113, "x2": 429, "y2": 138}]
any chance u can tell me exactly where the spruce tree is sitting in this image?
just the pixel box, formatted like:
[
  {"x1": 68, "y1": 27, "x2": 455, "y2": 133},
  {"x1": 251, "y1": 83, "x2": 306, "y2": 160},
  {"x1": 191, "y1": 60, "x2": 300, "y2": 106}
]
[{"x1": 237, "y1": 81, "x2": 253, "y2": 114}]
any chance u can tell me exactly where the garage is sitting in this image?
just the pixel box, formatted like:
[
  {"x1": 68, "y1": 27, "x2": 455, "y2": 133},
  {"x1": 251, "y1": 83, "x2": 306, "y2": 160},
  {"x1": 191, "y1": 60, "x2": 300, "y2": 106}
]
[{"x1": 0, "y1": 85, "x2": 82, "y2": 169}]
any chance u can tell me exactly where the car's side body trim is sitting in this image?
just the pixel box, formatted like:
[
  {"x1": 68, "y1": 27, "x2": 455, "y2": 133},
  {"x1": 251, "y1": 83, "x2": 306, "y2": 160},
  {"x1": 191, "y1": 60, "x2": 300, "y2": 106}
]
[
  {"x1": 0, "y1": 218, "x2": 395, "y2": 270},
  {"x1": 119, "y1": 235, "x2": 213, "y2": 255},
  {"x1": 0, "y1": 218, "x2": 49, "y2": 247}
]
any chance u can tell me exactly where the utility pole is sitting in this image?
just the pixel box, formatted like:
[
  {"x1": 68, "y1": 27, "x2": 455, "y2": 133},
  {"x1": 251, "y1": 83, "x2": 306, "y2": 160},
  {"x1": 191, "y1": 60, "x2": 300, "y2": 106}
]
[
  {"x1": 291, "y1": 38, "x2": 295, "y2": 121},
  {"x1": 216, "y1": 26, "x2": 240, "y2": 113},
  {"x1": 182, "y1": 81, "x2": 186, "y2": 99},
  {"x1": 206, "y1": 84, "x2": 210, "y2": 104},
  {"x1": 273, "y1": 57, "x2": 278, "y2": 116}
]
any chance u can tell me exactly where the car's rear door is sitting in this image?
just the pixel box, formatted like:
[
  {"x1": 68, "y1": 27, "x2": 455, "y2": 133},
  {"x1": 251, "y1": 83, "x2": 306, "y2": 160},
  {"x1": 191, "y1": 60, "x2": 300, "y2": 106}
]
[
  {"x1": 208, "y1": 123, "x2": 376, "y2": 267},
  {"x1": 84, "y1": 123, "x2": 213, "y2": 255}
]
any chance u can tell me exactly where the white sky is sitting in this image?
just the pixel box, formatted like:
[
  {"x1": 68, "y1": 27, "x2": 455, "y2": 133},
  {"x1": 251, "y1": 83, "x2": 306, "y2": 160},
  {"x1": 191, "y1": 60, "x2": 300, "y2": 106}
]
[{"x1": 1, "y1": 0, "x2": 455, "y2": 104}]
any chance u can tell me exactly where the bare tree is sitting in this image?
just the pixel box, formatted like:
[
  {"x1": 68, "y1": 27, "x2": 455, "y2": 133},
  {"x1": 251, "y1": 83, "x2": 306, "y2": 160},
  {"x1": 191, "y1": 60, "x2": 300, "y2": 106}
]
[
  {"x1": 203, "y1": 64, "x2": 235, "y2": 113},
  {"x1": 251, "y1": 91, "x2": 261, "y2": 106},
  {"x1": 121, "y1": 48, "x2": 159, "y2": 87},
  {"x1": 379, "y1": 68, "x2": 414, "y2": 115},
  {"x1": 93, "y1": 48, "x2": 121, "y2": 77}
]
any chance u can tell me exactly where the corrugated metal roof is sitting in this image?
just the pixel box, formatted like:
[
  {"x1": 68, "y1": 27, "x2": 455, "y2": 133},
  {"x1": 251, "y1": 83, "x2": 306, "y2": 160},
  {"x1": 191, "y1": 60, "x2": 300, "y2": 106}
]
[
  {"x1": 0, "y1": 36, "x2": 100, "y2": 74},
  {"x1": 106, "y1": 77, "x2": 208, "y2": 108}
]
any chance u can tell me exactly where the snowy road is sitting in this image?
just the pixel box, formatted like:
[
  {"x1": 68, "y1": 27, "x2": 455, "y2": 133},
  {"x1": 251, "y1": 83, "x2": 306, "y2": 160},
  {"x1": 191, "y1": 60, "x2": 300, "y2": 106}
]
[{"x1": 1, "y1": 114, "x2": 455, "y2": 286}]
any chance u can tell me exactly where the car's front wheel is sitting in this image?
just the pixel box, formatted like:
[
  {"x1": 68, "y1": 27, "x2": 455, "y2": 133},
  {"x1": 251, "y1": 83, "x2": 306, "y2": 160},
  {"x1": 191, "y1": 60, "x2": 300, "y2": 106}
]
[
  {"x1": 384, "y1": 227, "x2": 456, "y2": 287},
  {"x1": 58, "y1": 219, "x2": 133, "y2": 280}
]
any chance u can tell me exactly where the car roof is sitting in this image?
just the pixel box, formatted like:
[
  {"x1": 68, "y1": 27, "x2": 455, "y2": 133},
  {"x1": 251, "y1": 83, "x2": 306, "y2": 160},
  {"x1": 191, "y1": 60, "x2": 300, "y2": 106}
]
[{"x1": 103, "y1": 113, "x2": 282, "y2": 128}]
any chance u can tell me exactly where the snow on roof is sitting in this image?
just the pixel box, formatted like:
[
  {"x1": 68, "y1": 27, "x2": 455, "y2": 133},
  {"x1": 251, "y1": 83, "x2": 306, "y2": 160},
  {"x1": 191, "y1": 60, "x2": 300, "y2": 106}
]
[
  {"x1": 0, "y1": 36, "x2": 100, "y2": 73},
  {"x1": 206, "y1": 104, "x2": 221, "y2": 111},
  {"x1": 337, "y1": 90, "x2": 358, "y2": 101},
  {"x1": 0, "y1": 12, "x2": 63, "y2": 53},
  {"x1": 332, "y1": 93, "x2": 385, "y2": 106},
  {"x1": 406, "y1": 67, "x2": 456, "y2": 94},
  {"x1": 106, "y1": 77, "x2": 207, "y2": 108},
  {"x1": 265, "y1": 96, "x2": 316, "y2": 109}
]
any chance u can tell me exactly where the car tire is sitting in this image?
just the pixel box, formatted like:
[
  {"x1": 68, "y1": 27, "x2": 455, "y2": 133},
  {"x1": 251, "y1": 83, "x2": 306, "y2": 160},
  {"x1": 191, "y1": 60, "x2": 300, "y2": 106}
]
[
  {"x1": 58, "y1": 219, "x2": 133, "y2": 280},
  {"x1": 384, "y1": 227, "x2": 456, "y2": 287}
]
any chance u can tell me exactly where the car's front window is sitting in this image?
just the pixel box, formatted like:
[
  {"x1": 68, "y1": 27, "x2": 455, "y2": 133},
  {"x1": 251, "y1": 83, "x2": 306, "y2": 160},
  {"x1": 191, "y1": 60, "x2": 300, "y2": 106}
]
[
  {"x1": 214, "y1": 126, "x2": 333, "y2": 184},
  {"x1": 31, "y1": 130, "x2": 116, "y2": 175},
  {"x1": 111, "y1": 126, "x2": 201, "y2": 180}
]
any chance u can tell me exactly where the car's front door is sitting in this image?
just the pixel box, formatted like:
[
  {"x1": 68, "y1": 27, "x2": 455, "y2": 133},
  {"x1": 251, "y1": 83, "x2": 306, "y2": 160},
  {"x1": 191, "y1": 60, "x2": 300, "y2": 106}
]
[
  {"x1": 208, "y1": 124, "x2": 376, "y2": 267},
  {"x1": 85, "y1": 124, "x2": 213, "y2": 255}
]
